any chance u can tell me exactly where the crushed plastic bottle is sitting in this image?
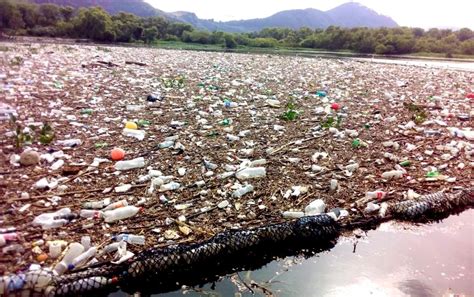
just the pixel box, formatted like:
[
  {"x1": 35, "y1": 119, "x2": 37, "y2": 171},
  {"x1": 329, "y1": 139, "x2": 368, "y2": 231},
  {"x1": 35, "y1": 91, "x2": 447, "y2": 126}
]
[
  {"x1": 57, "y1": 139, "x2": 82, "y2": 147},
  {"x1": 82, "y1": 198, "x2": 111, "y2": 209},
  {"x1": 103, "y1": 206, "x2": 140, "y2": 223},
  {"x1": 235, "y1": 167, "x2": 266, "y2": 180},
  {"x1": 232, "y1": 184, "x2": 254, "y2": 198},
  {"x1": 114, "y1": 157, "x2": 145, "y2": 171},
  {"x1": 304, "y1": 199, "x2": 326, "y2": 215},
  {"x1": 122, "y1": 128, "x2": 146, "y2": 140},
  {"x1": 33, "y1": 208, "x2": 72, "y2": 229},
  {"x1": 381, "y1": 170, "x2": 405, "y2": 179},
  {"x1": 114, "y1": 234, "x2": 145, "y2": 245}
]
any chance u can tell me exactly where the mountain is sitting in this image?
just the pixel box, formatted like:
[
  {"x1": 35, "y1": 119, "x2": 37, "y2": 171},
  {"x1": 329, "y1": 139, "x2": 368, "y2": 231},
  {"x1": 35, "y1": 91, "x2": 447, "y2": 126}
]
[
  {"x1": 327, "y1": 3, "x2": 397, "y2": 28},
  {"x1": 29, "y1": 0, "x2": 398, "y2": 32},
  {"x1": 30, "y1": 0, "x2": 168, "y2": 18},
  {"x1": 224, "y1": 9, "x2": 335, "y2": 32}
]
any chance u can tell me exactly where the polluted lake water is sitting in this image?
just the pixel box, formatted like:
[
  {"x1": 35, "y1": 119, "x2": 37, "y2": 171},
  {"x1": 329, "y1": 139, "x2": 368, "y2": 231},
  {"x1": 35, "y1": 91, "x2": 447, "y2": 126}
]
[{"x1": 110, "y1": 210, "x2": 473, "y2": 297}]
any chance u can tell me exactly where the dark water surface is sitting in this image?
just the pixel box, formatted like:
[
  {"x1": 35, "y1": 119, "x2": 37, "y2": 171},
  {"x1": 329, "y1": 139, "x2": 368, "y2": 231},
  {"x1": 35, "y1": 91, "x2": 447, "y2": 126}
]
[{"x1": 111, "y1": 210, "x2": 473, "y2": 297}]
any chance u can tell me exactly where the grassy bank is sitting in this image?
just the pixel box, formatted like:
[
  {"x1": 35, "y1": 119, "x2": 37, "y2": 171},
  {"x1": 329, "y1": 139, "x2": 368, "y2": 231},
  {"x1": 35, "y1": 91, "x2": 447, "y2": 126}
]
[{"x1": 152, "y1": 41, "x2": 474, "y2": 61}]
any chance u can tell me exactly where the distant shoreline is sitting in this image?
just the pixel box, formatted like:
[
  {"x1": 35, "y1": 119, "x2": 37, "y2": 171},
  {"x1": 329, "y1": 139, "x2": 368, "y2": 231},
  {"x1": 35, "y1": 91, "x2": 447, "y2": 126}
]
[{"x1": 3, "y1": 36, "x2": 474, "y2": 64}]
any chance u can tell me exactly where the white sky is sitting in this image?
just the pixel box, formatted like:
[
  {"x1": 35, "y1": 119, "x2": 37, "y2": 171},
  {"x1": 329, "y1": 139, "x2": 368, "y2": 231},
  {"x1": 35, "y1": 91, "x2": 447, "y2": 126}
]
[{"x1": 145, "y1": 0, "x2": 473, "y2": 29}]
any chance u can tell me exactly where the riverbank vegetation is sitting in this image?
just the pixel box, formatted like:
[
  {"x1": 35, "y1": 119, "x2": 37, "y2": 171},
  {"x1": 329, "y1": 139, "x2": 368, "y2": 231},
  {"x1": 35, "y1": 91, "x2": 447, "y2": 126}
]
[{"x1": 0, "y1": 0, "x2": 473, "y2": 56}]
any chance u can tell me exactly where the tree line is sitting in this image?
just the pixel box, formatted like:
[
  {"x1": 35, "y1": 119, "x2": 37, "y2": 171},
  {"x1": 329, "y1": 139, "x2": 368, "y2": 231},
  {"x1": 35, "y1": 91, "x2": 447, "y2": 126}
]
[{"x1": 1, "y1": 0, "x2": 473, "y2": 56}]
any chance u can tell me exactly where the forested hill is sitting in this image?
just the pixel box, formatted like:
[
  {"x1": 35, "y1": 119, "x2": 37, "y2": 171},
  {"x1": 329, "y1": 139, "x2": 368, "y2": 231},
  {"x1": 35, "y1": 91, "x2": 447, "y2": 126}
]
[
  {"x1": 30, "y1": 0, "x2": 167, "y2": 18},
  {"x1": 28, "y1": 0, "x2": 398, "y2": 32}
]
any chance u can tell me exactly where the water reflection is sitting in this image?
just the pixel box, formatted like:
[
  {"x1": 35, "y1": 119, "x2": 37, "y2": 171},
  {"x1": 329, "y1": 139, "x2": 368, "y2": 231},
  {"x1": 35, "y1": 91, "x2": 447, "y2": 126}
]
[{"x1": 145, "y1": 210, "x2": 473, "y2": 297}]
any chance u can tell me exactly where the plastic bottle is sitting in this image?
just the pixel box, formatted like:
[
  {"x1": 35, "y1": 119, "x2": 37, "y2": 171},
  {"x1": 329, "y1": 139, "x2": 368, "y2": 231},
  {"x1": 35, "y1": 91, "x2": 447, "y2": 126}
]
[
  {"x1": 232, "y1": 184, "x2": 254, "y2": 198},
  {"x1": 282, "y1": 211, "x2": 305, "y2": 219},
  {"x1": 82, "y1": 198, "x2": 111, "y2": 209},
  {"x1": 366, "y1": 191, "x2": 387, "y2": 200},
  {"x1": 69, "y1": 247, "x2": 97, "y2": 270},
  {"x1": 79, "y1": 210, "x2": 104, "y2": 219},
  {"x1": 383, "y1": 152, "x2": 399, "y2": 162},
  {"x1": 0, "y1": 233, "x2": 18, "y2": 247},
  {"x1": 329, "y1": 179, "x2": 338, "y2": 191},
  {"x1": 54, "y1": 243, "x2": 84, "y2": 275},
  {"x1": 114, "y1": 234, "x2": 145, "y2": 245},
  {"x1": 122, "y1": 128, "x2": 146, "y2": 140},
  {"x1": 57, "y1": 139, "x2": 82, "y2": 147},
  {"x1": 103, "y1": 206, "x2": 140, "y2": 223},
  {"x1": 33, "y1": 208, "x2": 71, "y2": 230},
  {"x1": 159, "y1": 182, "x2": 181, "y2": 192},
  {"x1": 53, "y1": 213, "x2": 79, "y2": 221},
  {"x1": 381, "y1": 170, "x2": 404, "y2": 179},
  {"x1": 399, "y1": 160, "x2": 411, "y2": 167},
  {"x1": 305, "y1": 199, "x2": 326, "y2": 215},
  {"x1": 158, "y1": 140, "x2": 175, "y2": 148},
  {"x1": 235, "y1": 167, "x2": 266, "y2": 180},
  {"x1": 114, "y1": 157, "x2": 145, "y2": 171},
  {"x1": 100, "y1": 242, "x2": 121, "y2": 255},
  {"x1": 226, "y1": 134, "x2": 240, "y2": 142},
  {"x1": 80, "y1": 108, "x2": 93, "y2": 115},
  {"x1": 103, "y1": 200, "x2": 128, "y2": 211}
]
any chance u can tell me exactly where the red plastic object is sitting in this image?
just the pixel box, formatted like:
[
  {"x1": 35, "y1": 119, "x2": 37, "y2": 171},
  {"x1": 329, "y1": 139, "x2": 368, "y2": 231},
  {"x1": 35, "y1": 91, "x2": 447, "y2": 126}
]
[
  {"x1": 467, "y1": 93, "x2": 474, "y2": 99},
  {"x1": 111, "y1": 148, "x2": 125, "y2": 161},
  {"x1": 331, "y1": 103, "x2": 341, "y2": 111}
]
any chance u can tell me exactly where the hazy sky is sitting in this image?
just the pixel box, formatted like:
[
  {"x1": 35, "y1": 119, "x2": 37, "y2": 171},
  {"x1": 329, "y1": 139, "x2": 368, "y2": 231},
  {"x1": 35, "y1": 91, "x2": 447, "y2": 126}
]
[{"x1": 145, "y1": 0, "x2": 473, "y2": 29}]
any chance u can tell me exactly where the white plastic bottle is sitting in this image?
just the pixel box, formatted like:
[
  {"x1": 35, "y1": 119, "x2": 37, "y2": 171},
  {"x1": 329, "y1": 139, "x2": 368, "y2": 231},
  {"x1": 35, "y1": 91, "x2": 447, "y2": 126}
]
[
  {"x1": 54, "y1": 243, "x2": 84, "y2": 275},
  {"x1": 235, "y1": 167, "x2": 266, "y2": 180},
  {"x1": 82, "y1": 198, "x2": 111, "y2": 209},
  {"x1": 80, "y1": 210, "x2": 104, "y2": 219},
  {"x1": 100, "y1": 242, "x2": 120, "y2": 255},
  {"x1": 232, "y1": 184, "x2": 254, "y2": 198},
  {"x1": 282, "y1": 211, "x2": 305, "y2": 219},
  {"x1": 33, "y1": 208, "x2": 71, "y2": 230},
  {"x1": 381, "y1": 170, "x2": 404, "y2": 179},
  {"x1": 57, "y1": 139, "x2": 82, "y2": 147},
  {"x1": 159, "y1": 182, "x2": 181, "y2": 192},
  {"x1": 115, "y1": 234, "x2": 145, "y2": 245},
  {"x1": 366, "y1": 191, "x2": 387, "y2": 200},
  {"x1": 114, "y1": 157, "x2": 145, "y2": 171},
  {"x1": 103, "y1": 206, "x2": 140, "y2": 223},
  {"x1": 69, "y1": 247, "x2": 97, "y2": 270}
]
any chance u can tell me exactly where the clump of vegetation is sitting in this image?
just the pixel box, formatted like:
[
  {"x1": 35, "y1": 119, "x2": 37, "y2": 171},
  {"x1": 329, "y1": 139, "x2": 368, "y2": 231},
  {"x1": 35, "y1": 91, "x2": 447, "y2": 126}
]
[
  {"x1": 38, "y1": 123, "x2": 55, "y2": 144},
  {"x1": 162, "y1": 76, "x2": 185, "y2": 88},
  {"x1": 9, "y1": 115, "x2": 54, "y2": 148},
  {"x1": 10, "y1": 56, "x2": 24, "y2": 66},
  {"x1": 96, "y1": 46, "x2": 111, "y2": 52},
  {"x1": 405, "y1": 102, "x2": 428, "y2": 124},
  {"x1": 322, "y1": 115, "x2": 343, "y2": 129},
  {"x1": 281, "y1": 101, "x2": 299, "y2": 121}
]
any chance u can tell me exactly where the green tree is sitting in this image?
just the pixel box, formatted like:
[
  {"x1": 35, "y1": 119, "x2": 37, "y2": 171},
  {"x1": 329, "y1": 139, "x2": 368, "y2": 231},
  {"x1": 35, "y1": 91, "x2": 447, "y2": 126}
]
[
  {"x1": 60, "y1": 6, "x2": 74, "y2": 22},
  {"x1": 72, "y1": 7, "x2": 115, "y2": 41},
  {"x1": 143, "y1": 27, "x2": 158, "y2": 43},
  {"x1": 38, "y1": 3, "x2": 61, "y2": 26},
  {"x1": 224, "y1": 33, "x2": 237, "y2": 48},
  {"x1": 456, "y1": 28, "x2": 473, "y2": 42},
  {"x1": 17, "y1": 3, "x2": 39, "y2": 29},
  {"x1": 0, "y1": 0, "x2": 25, "y2": 30}
]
